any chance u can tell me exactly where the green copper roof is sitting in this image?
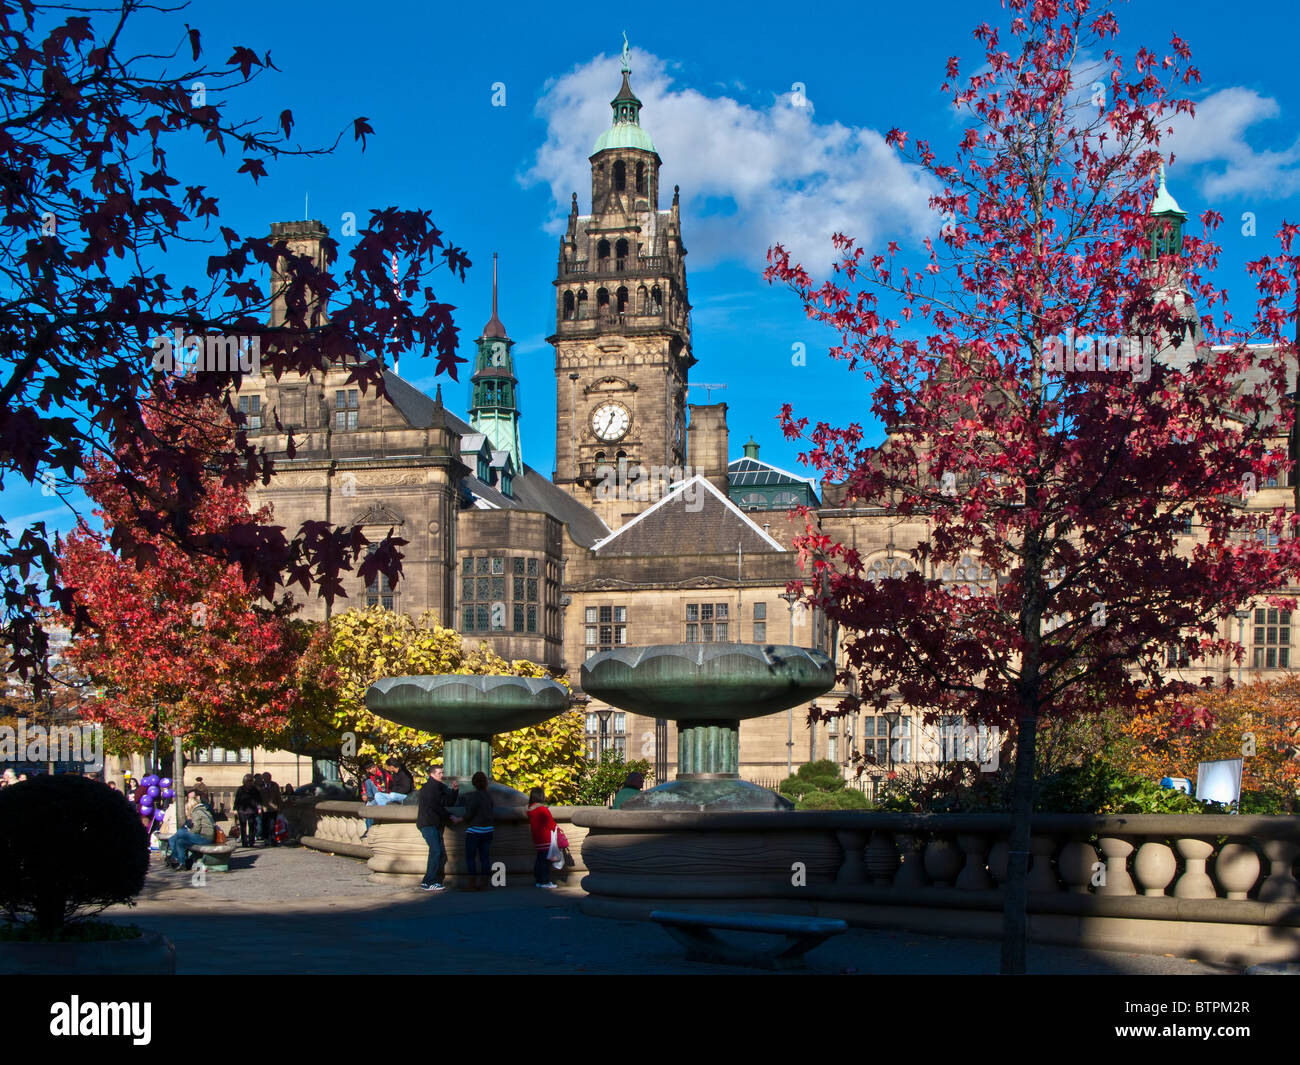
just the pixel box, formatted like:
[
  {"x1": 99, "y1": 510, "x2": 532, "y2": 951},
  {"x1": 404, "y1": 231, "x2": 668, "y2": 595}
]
[
  {"x1": 593, "y1": 122, "x2": 657, "y2": 154},
  {"x1": 1152, "y1": 165, "x2": 1186, "y2": 218}
]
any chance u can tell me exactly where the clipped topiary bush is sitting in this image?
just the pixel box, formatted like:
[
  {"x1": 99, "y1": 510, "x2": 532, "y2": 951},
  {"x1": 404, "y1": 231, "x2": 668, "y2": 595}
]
[
  {"x1": 795, "y1": 787, "x2": 872, "y2": 811},
  {"x1": 0, "y1": 775, "x2": 149, "y2": 938}
]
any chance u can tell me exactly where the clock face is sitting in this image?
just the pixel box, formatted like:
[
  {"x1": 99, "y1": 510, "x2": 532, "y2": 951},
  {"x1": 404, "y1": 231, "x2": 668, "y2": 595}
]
[{"x1": 591, "y1": 401, "x2": 631, "y2": 442}]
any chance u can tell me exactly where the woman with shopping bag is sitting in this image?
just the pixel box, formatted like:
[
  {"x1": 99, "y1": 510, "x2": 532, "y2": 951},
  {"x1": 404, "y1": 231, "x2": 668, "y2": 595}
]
[{"x1": 526, "y1": 787, "x2": 561, "y2": 889}]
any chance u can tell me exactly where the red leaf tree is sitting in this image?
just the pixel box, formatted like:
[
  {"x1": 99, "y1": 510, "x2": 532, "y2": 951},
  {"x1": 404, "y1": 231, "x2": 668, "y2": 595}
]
[
  {"x1": 0, "y1": 2, "x2": 468, "y2": 683},
  {"x1": 766, "y1": 0, "x2": 1300, "y2": 973},
  {"x1": 58, "y1": 389, "x2": 306, "y2": 754}
]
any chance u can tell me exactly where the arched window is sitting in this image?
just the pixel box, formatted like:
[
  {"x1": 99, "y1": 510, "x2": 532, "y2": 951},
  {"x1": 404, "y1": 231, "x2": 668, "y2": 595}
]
[
  {"x1": 563, "y1": 291, "x2": 575, "y2": 320},
  {"x1": 577, "y1": 289, "x2": 588, "y2": 319},
  {"x1": 615, "y1": 238, "x2": 629, "y2": 270},
  {"x1": 616, "y1": 450, "x2": 628, "y2": 482},
  {"x1": 635, "y1": 162, "x2": 646, "y2": 194},
  {"x1": 597, "y1": 288, "x2": 610, "y2": 317},
  {"x1": 594, "y1": 450, "x2": 606, "y2": 465},
  {"x1": 597, "y1": 240, "x2": 611, "y2": 270},
  {"x1": 613, "y1": 160, "x2": 626, "y2": 191},
  {"x1": 650, "y1": 285, "x2": 662, "y2": 313},
  {"x1": 638, "y1": 285, "x2": 648, "y2": 315},
  {"x1": 616, "y1": 286, "x2": 629, "y2": 314}
]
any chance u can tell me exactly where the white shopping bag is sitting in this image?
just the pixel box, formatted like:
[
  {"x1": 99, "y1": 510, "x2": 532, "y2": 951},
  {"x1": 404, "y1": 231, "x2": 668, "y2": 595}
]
[{"x1": 547, "y1": 828, "x2": 564, "y2": 869}]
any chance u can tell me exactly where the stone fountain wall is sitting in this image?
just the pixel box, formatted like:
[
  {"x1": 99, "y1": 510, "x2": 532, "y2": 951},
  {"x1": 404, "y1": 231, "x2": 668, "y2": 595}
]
[
  {"x1": 291, "y1": 798, "x2": 590, "y2": 884},
  {"x1": 573, "y1": 810, "x2": 1300, "y2": 966}
]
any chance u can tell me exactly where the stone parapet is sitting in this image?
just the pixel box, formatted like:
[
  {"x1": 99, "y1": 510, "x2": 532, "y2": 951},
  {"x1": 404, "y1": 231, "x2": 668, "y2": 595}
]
[{"x1": 573, "y1": 810, "x2": 1300, "y2": 965}]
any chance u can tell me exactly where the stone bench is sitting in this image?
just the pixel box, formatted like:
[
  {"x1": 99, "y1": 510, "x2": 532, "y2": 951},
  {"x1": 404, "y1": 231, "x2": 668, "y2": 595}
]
[{"x1": 650, "y1": 910, "x2": 847, "y2": 970}]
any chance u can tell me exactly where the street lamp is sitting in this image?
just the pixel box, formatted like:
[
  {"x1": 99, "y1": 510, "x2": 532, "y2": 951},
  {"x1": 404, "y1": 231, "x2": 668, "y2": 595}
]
[
  {"x1": 779, "y1": 590, "x2": 799, "y2": 775},
  {"x1": 1234, "y1": 608, "x2": 1251, "y2": 687},
  {"x1": 595, "y1": 708, "x2": 612, "y2": 760}
]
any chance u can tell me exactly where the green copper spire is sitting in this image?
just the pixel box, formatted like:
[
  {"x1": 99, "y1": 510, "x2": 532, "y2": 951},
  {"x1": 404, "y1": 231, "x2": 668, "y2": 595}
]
[
  {"x1": 468, "y1": 254, "x2": 523, "y2": 479},
  {"x1": 593, "y1": 36, "x2": 658, "y2": 155},
  {"x1": 1148, "y1": 165, "x2": 1187, "y2": 258}
]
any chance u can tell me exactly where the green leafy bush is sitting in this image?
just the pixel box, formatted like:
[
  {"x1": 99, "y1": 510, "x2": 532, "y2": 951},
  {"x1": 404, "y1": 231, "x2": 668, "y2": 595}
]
[
  {"x1": 795, "y1": 787, "x2": 872, "y2": 810},
  {"x1": 0, "y1": 775, "x2": 148, "y2": 938},
  {"x1": 575, "y1": 750, "x2": 652, "y2": 807}
]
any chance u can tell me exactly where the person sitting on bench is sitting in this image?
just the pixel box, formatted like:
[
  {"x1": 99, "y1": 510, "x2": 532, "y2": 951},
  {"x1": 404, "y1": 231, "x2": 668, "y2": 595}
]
[{"x1": 167, "y1": 790, "x2": 215, "y2": 870}]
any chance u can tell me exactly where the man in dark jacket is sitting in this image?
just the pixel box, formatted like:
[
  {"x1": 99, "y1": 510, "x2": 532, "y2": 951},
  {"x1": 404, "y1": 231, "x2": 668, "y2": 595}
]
[
  {"x1": 415, "y1": 765, "x2": 459, "y2": 891},
  {"x1": 257, "y1": 773, "x2": 283, "y2": 846},
  {"x1": 233, "y1": 774, "x2": 261, "y2": 848},
  {"x1": 371, "y1": 760, "x2": 414, "y2": 806}
]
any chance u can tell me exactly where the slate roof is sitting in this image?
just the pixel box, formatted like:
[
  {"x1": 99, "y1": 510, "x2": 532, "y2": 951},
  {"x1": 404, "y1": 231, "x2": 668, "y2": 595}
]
[{"x1": 593, "y1": 475, "x2": 786, "y2": 557}]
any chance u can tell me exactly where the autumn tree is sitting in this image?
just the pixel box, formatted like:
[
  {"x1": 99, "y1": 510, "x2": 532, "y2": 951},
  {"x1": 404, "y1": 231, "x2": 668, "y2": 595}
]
[
  {"x1": 59, "y1": 390, "x2": 306, "y2": 753},
  {"x1": 1123, "y1": 679, "x2": 1300, "y2": 806},
  {"x1": 767, "y1": 0, "x2": 1300, "y2": 972},
  {"x1": 0, "y1": 1, "x2": 468, "y2": 687},
  {"x1": 290, "y1": 608, "x2": 585, "y2": 802}
]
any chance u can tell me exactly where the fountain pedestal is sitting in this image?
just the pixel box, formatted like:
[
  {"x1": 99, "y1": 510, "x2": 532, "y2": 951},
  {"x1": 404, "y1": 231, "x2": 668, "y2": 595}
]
[{"x1": 582, "y1": 643, "x2": 835, "y2": 811}]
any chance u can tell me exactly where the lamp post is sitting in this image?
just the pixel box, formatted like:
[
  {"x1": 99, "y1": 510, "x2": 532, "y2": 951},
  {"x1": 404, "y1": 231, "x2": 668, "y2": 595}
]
[
  {"x1": 596, "y1": 707, "x2": 612, "y2": 760},
  {"x1": 1234, "y1": 608, "x2": 1251, "y2": 687},
  {"x1": 779, "y1": 590, "x2": 799, "y2": 775}
]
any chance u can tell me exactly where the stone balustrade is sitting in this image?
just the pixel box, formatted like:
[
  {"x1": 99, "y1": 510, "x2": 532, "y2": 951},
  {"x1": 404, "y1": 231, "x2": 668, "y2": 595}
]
[{"x1": 573, "y1": 810, "x2": 1300, "y2": 965}]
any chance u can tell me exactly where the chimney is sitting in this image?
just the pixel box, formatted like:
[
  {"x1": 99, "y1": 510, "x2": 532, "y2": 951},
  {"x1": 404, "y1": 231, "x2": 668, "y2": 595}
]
[
  {"x1": 687, "y1": 403, "x2": 729, "y2": 495},
  {"x1": 269, "y1": 219, "x2": 331, "y2": 330}
]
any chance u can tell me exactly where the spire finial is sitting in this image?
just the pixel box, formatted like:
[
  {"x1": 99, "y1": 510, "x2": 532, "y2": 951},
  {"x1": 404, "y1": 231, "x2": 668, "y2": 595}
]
[
  {"x1": 620, "y1": 31, "x2": 630, "y2": 74},
  {"x1": 481, "y1": 252, "x2": 507, "y2": 339}
]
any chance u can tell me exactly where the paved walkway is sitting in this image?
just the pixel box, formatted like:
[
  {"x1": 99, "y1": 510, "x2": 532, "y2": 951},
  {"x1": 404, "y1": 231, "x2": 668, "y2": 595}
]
[{"x1": 104, "y1": 845, "x2": 1243, "y2": 975}]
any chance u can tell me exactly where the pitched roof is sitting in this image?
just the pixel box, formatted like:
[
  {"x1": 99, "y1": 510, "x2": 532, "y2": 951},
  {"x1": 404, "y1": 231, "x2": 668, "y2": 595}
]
[{"x1": 593, "y1": 475, "x2": 786, "y2": 556}]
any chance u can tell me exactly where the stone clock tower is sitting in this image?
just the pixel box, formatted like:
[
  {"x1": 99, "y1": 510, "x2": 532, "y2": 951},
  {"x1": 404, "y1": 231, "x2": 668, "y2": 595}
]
[{"x1": 549, "y1": 44, "x2": 694, "y2": 530}]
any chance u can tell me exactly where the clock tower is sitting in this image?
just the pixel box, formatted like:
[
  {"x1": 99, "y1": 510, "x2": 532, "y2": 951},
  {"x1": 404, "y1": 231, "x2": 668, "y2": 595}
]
[{"x1": 549, "y1": 42, "x2": 694, "y2": 530}]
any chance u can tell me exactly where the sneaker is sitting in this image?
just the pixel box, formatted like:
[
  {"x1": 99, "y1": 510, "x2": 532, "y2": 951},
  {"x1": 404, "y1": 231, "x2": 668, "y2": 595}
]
[
  {"x1": 418, "y1": 883, "x2": 436, "y2": 891},
  {"x1": 535, "y1": 882, "x2": 558, "y2": 889},
  {"x1": 430, "y1": 883, "x2": 446, "y2": 891}
]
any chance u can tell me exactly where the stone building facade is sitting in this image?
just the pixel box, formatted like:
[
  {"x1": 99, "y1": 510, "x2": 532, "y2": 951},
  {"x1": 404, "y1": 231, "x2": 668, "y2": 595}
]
[{"x1": 229, "y1": 57, "x2": 1297, "y2": 794}]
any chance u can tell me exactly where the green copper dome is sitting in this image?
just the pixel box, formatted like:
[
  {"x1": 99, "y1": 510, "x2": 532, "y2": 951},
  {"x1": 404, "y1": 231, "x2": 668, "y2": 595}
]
[{"x1": 593, "y1": 122, "x2": 657, "y2": 155}]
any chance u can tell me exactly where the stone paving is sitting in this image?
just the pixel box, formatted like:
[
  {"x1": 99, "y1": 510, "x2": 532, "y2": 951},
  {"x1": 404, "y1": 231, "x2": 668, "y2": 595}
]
[{"x1": 103, "y1": 844, "x2": 1245, "y2": 975}]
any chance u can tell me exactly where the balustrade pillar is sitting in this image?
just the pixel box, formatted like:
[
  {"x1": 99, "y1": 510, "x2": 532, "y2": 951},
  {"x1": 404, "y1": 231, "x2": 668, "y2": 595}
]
[
  {"x1": 1134, "y1": 841, "x2": 1177, "y2": 896},
  {"x1": 955, "y1": 834, "x2": 993, "y2": 890},
  {"x1": 1058, "y1": 840, "x2": 1099, "y2": 894},
  {"x1": 1096, "y1": 836, "x2": 1137, "y2": 896},
  {"x1": 1173, "y1": 838, "x2": 1216, "y2": 899},
  {"x1": 893, "y1": 833, "x2": 929, "y2": 890},
  {"x1": 835, "y1": 830, "x2": 870, "y2": 885},
  {"x1": 863, "y1": 831, "x2": 898, "y2": 886},
  {"x1": 1258, "y1": 838, "x2": 1299, "y2": 902},
  {"x1": 1215, "y1": 842, "x2": 1261, "y2": 901},
  {"x1": 923, "y1": 837, "x2": 962, "y2": 887}
]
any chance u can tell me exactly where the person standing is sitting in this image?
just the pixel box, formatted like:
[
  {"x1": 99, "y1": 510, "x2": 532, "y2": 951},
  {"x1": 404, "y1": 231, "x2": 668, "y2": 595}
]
[
  {"x1": 257, "y1": 773, "x2": 282, "y2": 846},
  {"x1": 234, "y1": 773, "x2": 261, "y2": 848},
  {"x1": 526, "y1": 787, "x2": 559, "y2": 890},
  {"x1": 166, "y1": 790, "x2": 215, "y2": 870},
  {"x1": 451, "y1": 771, "x2": 494, "y2": 891},
  {"x1": 416, "y1": 765, "x2": 459, "y2": 892}
]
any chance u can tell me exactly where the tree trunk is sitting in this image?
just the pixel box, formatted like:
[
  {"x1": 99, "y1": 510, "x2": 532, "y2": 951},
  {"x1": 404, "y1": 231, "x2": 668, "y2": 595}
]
[{"x1": 1000, "y1": 711, "x2": 1038, "y2": 974}]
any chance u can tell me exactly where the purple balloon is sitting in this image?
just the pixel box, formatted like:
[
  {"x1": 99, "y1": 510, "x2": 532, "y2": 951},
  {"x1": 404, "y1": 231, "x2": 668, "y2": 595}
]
[
  {"x1": 142, "y1": 774, "x2": 158, "y2": 786},
  {"x1": 160, "y1": 788, "x2": 175, "y2": 800},
  {"x1": 147, "y1": 785, "x2": 160, "y2": 798},
  {"x1": 159, "y1": 778, "x2": 172, "y2": 788},
  {"x1": 153, "y1": 809, "x2": 165, "y2": 822}
]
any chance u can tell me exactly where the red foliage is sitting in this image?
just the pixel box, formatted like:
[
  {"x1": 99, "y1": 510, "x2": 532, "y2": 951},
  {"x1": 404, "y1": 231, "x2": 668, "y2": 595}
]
[{"x1": 59, "y1": 390, "x2": 305, "y2": 746}]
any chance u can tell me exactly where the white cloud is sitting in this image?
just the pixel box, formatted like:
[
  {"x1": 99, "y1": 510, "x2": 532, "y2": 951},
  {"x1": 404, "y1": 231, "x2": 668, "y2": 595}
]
[
  {"x1": 523, "y1": 50, "x2": 938, "y2": 273},
  {"x1": 1164, "y1": 86, "x2": 1300, "y2": 201}
]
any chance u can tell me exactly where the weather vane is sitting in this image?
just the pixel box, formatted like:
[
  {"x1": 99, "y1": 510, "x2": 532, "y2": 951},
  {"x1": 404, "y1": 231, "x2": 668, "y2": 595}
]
[{"x1": 620, "y1": 32, "x2": 630, "y2": 74}]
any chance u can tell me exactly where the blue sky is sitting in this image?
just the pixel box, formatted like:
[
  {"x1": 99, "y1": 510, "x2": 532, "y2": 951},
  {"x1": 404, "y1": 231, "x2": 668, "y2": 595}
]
[{"x1": 9, "y1": 0, "x2": 1300, "y2": 539}]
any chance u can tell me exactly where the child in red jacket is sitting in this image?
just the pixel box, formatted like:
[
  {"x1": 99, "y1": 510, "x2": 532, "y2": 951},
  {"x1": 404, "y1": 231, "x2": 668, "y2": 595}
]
[{"x1": 527, "y1": 787, "x2": 558, "y2": 889}]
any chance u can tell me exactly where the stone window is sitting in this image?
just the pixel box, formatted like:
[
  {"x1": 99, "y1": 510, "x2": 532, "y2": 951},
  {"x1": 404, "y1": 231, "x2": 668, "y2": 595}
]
[
  {"x1": 237, "y1": 394, "x2": 261, "y2": 431},
  {"x1": 585, "y1": 710, "x2": 626, "y2": 760},
  {"x1": 193, "y1": 746, "x2": 252, "y2": 764},
  {"x1": 613, "y1": 161, "x2": 626, "y2": 192},
  {"x1": 365, "y1": 545, "x2": 396, "y2": 610},
  {"x1": 685, "y1": 603, "x2": 730, "y2": 643},
  {"x1": 635, "y1": 162, "x2": 646, "y2": 194},
  {"x1": 334, "y1": 389, "x2": 359, "y2": 431},
  {"x1": 461, "y1": 555, "x2": 507, "y2": 632},
  {"x1": 584, "y1": 605, "x2": 627, "y2": 660},
  {"x1": 1253, "y1": 607, "x2": 1291, "y2": 669}
]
